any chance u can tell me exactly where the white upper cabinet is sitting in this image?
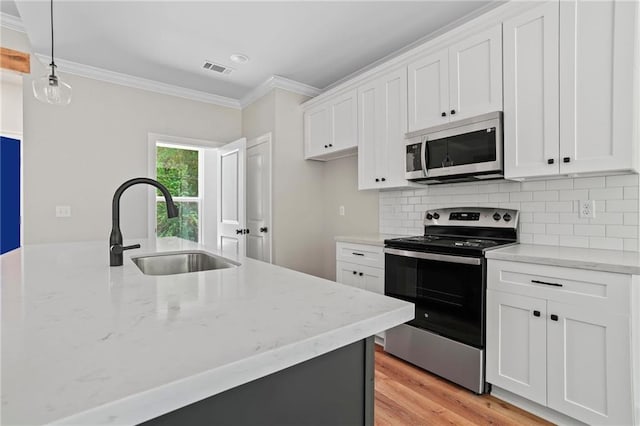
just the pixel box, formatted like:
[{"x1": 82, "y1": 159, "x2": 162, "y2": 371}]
[
  {"x1": 448, "y1": 25, "x2": 503, "y2": 121},
  {"x1": 408, "y1": 25, "x2": 503, "y2": 132},
  {"x1": 304, "y1": 89, "x2": 357, "y2": 161},
  {"x1": 504, "y1": 2, "x2": 560, "y2": 179},
  {"x1": 358, "y1": 68, "x2": 408, "y2": 190},
  {"x1": 407, "y1": 49, "x2": 449, "y2": 131},
  {"x1": 505, "y1": 0, "x2": 639, "y2": 179},
  {"x1": 559, "y1": 0, "x2": 637, "y2": 174}
]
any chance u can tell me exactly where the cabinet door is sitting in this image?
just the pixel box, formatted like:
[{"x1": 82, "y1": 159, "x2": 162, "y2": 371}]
[
  {"x1": 486, "y1": 290, "x2": 547, "y2": 406},
  {"x1": 559, "y1": 0, "x2": 637, "y2": 174},
  {"x1": 304, "y1": 105, "x2": 329, "y2": 159},
  {"x1": 547, "y1": 301, "x2": 632, "y2": 425},
  {"x1": 357, "y1": 80, "x2": 379, "y2": 189},
  {"x1": 361, "y1": 266, "x2": 384, "y2": 295},
  {"x1": 330, "y1": 89, "x2": 358, "y2": 152},
  {"x1": 336, "y1": 261, "x2": 364, "y2": 289},
  {"x1": 358, "y1": 69, "x2": 408, "y2": 190},
  {"x1": 407, "y1": 48, "x2": 449, "y2": 131},
  {"x1": 448, "y1": 25, "x2": 503, "y2": 121},
  {"x1": 504, "y1": 2, "x2": 560, "y2": 180}
]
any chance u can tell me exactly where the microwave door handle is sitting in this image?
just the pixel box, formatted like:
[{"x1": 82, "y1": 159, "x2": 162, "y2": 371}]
[{"x1": 421, "y1": 137, "x2": 429, "y2": 176}]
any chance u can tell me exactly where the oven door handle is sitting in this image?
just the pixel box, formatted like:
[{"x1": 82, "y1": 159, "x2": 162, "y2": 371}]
[{"x1": 384, "y1": 248, "x2": 482, "y2": 265}]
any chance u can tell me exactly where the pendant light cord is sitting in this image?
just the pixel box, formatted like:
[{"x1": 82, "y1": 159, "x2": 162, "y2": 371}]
[{"x1": 50, "y1": 0, "x2": 55, "y2": 75}]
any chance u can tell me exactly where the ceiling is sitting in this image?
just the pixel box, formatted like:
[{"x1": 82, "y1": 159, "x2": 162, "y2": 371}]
[{"x1": 8, "y1": 1, "x2": 496, "y2": 102}]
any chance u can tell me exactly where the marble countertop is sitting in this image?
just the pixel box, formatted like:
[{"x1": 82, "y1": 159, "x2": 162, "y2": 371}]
[
  {"x1": 486, "y1": 243, "x2": 640, "y2": 275},
  {"x1": 335, "y1": 234, "x2": 407, "y2": 247},
  {"x1": 1, "y1": 238, "x2": 413, "y2": 425}
]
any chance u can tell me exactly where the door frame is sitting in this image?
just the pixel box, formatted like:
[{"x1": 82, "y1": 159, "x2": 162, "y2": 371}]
[
  {"x1": 147, "y1": 133, "x2": 224, "y2": 244},
  {"x1": 247, "y1": 132, "x2": 273, "y2": 263}
]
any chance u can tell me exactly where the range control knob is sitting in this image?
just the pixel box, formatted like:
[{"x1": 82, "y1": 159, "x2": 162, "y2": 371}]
[
  {"x1": 426, "y1": 213, "x2": 433, "y2": 220},
  {"x1": 503, "y1": 213, "x2": 512, "y2": 222},
  {"x1": 433, "y1": 212, "x2": 440, "y2": 220},
  {"x1": 493, "y1": 212, "x2": 501, "y2": 221}
]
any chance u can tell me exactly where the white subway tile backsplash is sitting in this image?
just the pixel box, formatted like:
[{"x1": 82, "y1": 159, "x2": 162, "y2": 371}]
[
  {"x1": 606, "y1": 174, "x2": 639, "y2": 187},
  {"x1": 380, "y1": 174, "x2": 640, "y2": 252},
  {"x1": 546, "y1": 179, "x2": 574, "y2": 190},
  {"x1": 589, "y1": 187, "x2": 623, "y2": 200},
  {"x1": 574, "y1": 177, "x2": 606, "y2": 189}
]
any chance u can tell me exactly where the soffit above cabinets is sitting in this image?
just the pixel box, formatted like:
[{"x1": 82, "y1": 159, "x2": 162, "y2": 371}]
[{"x1": 10, "y1": 0, "x2": 497, "y2": 107}]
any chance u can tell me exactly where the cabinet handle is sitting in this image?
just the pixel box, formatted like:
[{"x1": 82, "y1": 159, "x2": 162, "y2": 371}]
[
  {"x1": 531, "y1": 279, "x2": 563, "y2": 288},
  {"x1": 375, "y1": 178, "x2": 380, "y2": 182},
  {"x1": 324, "y1": 145, "x2": 328, "y2": 148},
  {"x1": 441, "y1": 112, "x2": 447, "y2": 117},
  {"x1": 563, "y1": 157, "x2": 571, "y2": 163},
  {"x1": 550, "y1": 314, "x2": 559, "y2": 321},
  {"x1": 533, "y1": 310, "x2": 541, "y2": 317},
  {"x1": 259, "y1": 227, "x2": 268, "y2": 233},
  {"x1": 359, "y1": 272, "x2": 363, "y2": 276},
  {"x1": 450, "y1": 109, "x2": 456, "y2": 115},
  {"x1": 352, "y1": 252, "x2": 364, "y2": 256},
  {"x1": 381, "y1": 177, "x2": 386, "y2": 182},
  {"x1": 353, "y1": 271, "x2": 357, "y2": 275},
  {"x1": 236, "y1": 229, "x2": 242, "y2": 234},
  {"x1": 329, "y1": 144, "x2": 333, "y2": 147},
  {"x1": 547, "y1": 159, "x2": 555, "y2": 165}
]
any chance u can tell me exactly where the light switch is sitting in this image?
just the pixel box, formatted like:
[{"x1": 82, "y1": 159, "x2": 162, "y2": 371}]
[
  {"x1": 56, "y1": 205, "x2": 71, "y2": 218},
  {"x1": 339, "y1": 205, "x2": 345, "y2": 216}
]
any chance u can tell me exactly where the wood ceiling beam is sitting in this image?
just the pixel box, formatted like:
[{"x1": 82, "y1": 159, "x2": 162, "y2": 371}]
[{"x1": 0, "y1": 47, "x2": 30, "y2": 74}]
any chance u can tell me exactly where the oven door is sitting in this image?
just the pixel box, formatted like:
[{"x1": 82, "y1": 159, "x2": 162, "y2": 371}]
[{"x1": 384, "y1": 248, "x2": 485, "y2": 348}]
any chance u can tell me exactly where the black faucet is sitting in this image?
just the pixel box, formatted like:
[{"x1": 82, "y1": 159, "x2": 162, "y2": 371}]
[{"x1": 109, "y1": 177, "x2": 179, "y2": 266}]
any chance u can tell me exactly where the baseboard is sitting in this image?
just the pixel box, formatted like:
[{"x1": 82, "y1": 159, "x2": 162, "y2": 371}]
[{"x1": 490, "y1": 386, "x2": 586, "y2": 426}]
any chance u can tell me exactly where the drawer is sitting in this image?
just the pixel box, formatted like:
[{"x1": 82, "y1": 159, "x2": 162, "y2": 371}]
[
  {"x1": 488, "y1": 260, "x2": 630, "y2": 314},
  {"x1": 336, "y1": 242, "x2": 384, "y2": 268}
]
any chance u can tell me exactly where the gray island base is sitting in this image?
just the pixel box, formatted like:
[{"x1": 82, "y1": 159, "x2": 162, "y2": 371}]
[{"x1": 143, "y1": 337, "x2": 375, "y2": 426}]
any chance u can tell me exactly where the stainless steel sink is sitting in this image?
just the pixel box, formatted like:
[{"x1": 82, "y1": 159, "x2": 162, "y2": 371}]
[{"x1": 131, "y1": 251, "x2": 240, "y2": 276}]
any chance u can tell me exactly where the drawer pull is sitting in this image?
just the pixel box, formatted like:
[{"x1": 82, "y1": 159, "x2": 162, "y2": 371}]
[
  {"x1": 550, "y1": 314, "x2": 559, "y2": 321},
  {"x1": 352, "y1": 252, "x2": 365, "y2": 256},
  {"x1": 531, "y1": 279, "x2": 563, "y2": 288},
  {"x1": 533, "y1": 310, "x2": 541, "y2": 317}
]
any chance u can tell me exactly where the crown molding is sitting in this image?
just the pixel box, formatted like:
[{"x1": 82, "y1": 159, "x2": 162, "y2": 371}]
[
  {"x1": 34, "y1": 53, "x2": 242, "y2": 109},
  {"x1": 0, "y1": 12, "x2": 25, "y2": 33},
  {"x1": 240, "y1": 75, "x2": 320, "y2": 108}
]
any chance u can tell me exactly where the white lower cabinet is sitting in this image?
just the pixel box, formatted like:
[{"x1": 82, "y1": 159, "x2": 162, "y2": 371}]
[
  {"x1": 487, "y1": 260, "x2": 635, "y2": 425},
  {"x1": 336, "y1": 242, "x2": 385, "y2": 341}
]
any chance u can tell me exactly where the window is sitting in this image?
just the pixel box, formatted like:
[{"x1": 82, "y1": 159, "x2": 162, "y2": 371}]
[{"x1": 156, "y1": 144, "x2": 202, "y2": 242}]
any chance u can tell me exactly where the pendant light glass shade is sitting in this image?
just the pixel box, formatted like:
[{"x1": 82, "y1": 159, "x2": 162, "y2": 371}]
[
  {"x1": 33, "y1": 0, "x2": 72, "y2": 105},
  {"x1": 32, "y1": 65, "x2": 72, "y2": 105}
]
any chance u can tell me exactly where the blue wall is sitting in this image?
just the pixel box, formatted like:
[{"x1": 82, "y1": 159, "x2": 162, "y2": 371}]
[{"x1": 1, "y1": 136, "x2": 21, "y2": 254}]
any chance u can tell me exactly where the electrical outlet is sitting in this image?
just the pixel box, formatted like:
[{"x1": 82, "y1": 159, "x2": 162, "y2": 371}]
[
  {"x1": 55, "y1": 205, "x2": 71, "y2": 218},
  {"x1": 579, "y1": 200, "x2": 595, "y2": 219},
  {"x1": 339, "y1": 205, "x2": 345, "y2": 216}
]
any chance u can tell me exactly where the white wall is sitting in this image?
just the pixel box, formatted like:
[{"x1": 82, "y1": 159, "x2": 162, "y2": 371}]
[
  {"x1": 0, "y1": 72, "x2": 23, "y2": 138},
  {"x1": 380, "y1": 175, "x2": 640, "y2": 251}
]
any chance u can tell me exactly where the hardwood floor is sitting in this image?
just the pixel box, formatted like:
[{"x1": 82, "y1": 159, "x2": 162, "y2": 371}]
[{"x1": 374, "y1": 345, "x2": 553, "y2": 426}]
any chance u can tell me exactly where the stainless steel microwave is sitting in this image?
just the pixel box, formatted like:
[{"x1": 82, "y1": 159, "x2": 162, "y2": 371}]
[{"x1": 405, "y1": 111, "x2": 503, "y2": 184}]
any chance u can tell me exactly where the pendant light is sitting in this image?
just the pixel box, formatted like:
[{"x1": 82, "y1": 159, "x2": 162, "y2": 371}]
[{"x1": 32, "y1": 0, "x2": 72, "y2": 105}]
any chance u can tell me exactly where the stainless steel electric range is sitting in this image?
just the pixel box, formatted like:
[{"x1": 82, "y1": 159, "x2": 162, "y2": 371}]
[{"x1": 383, "y1": 207, "x2": 519, "y2": 394}]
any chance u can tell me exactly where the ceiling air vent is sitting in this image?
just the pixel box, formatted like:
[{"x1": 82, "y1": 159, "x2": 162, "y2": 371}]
[{"x1": 202, "y1": 60, "x2": 233, "y2": 75}]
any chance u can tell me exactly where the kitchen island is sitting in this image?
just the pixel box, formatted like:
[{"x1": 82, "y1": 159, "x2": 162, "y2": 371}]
[{"x1": 1, "y1": 238, "x2": 413, "y2": 425}]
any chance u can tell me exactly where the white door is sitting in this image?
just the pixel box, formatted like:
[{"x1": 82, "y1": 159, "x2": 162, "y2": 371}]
[
  {"x1": 448, "y1": 25, "x2": 503, "y2": 121},
  {"x1": 357, "y1": 80, "x2": 378, "y2": 189},
  {"x1": 246, "y1": 135, "x2": 271, "y2": 263},
  {"x1": 559, "y1": 0, "x2": 637, "y2": 174},
  {"x1": 216, "y1": 137, "x2": 246, "y2": 257},
  {"x1": 504, "y1": 2, "x2": 560, "y2": 179},
  {"x1": 547, "y1": 301, "x2": 632, "y2": 425},
  {"x1": 360, "y1": 265, "x2": 384, "y2": 295},
  {"x1": 486, "y1": 290, "x2": 548, "y2": 406},
  {"x1": 407, "y1": 48, "x2": 449, "y2": 131},
  {"x1": 336, "y1": 261, "x2": 364, "y2": 289}
]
